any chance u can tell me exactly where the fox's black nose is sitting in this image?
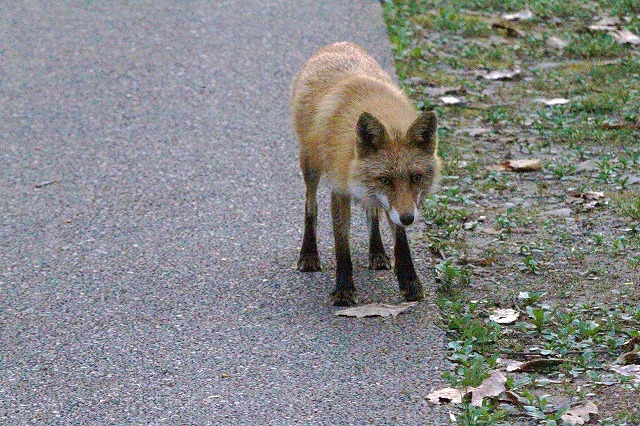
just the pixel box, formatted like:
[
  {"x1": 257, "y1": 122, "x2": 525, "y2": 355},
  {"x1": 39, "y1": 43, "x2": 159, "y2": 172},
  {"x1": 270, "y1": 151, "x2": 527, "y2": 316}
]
[{"x1": 399, "y1": 213, "x2": 414, "y2": 226}]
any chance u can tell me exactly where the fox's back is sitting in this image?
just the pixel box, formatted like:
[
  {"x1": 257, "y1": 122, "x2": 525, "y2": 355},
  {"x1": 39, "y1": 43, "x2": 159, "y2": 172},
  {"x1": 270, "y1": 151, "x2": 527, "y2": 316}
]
[
  {"x1": 290, "y1": 42, "x2": 394, "y2": 141},
  {"x1": 291, "y1": 43, "x2": 418, "y2": 190},
  {"x1": 291, "y1": 42, "x2": 392, "y2": 99}
]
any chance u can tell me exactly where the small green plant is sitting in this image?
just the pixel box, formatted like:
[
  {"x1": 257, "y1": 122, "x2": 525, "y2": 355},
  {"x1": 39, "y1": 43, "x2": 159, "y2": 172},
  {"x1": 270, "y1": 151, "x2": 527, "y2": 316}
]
[
  {"x1": 547, "y1": 163, "x2": 576, "y2": 179},
  {"x1": 521, "y1": 391, "x2": 572, "y2": 424},
  {"x1": 616, "y1": 195, "x2": 640, "y2": 223},
  {"x1": 455, "y1": 403, "x2": 510, "y2": 426},
  {"x1": 526, "y1": 305, "x2": 555, "y2": 333},
  {"x1": 613, "y1": 236, "x2": 627, "y2": 252},
  {"x1": 623, "y1": 147, "x2": 640, "y2": 165},
  {"x1": 595, "y1": 158, "x2": 618, "y2": 182},
  {"x1": 518, "y1": 291, "x2": 547, "y2": 306},
  {"x1": 435, "y1": 260, "x2": 471, "y2": 294},
  {"x1": 484, "y1": 106, "x2": 509, "y2": 124},
  {"x1": 590, "y1": 232, "x2": 605, "y2": 245},
  {"x1": 522, "y1": 255, "x2": 540, "y2": 274},
  {"x1": 482, "y1": 171, "x2": 511, "y2": 192}
]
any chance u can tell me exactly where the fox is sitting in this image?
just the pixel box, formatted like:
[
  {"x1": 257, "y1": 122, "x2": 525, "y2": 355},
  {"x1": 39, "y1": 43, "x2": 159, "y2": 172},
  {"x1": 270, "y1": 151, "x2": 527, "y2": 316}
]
[{"x1": 290, "y1": 42, "x2": 441, "y2": 306}]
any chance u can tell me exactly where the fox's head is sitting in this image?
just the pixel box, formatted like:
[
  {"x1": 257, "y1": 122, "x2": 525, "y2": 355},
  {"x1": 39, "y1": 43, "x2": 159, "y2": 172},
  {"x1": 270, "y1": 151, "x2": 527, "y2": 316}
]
[{"x1": 349, "y1": 111, "x2": 441, "y2": 227}]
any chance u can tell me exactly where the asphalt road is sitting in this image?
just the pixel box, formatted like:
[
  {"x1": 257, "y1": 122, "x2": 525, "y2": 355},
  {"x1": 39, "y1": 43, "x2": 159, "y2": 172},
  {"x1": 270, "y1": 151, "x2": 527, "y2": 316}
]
[{"x1": 1, "y1": 1, "x2": 448, "y2": 424}]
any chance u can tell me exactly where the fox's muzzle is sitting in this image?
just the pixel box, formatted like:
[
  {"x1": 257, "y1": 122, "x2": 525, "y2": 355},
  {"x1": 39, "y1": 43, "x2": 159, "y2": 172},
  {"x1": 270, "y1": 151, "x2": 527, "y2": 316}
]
[
  {"x1": 388, "y1": 204, "x2": 419, "y2": 228},
  {"x1": 399, "y1": 212, "x2": 414, "y2": 226}
]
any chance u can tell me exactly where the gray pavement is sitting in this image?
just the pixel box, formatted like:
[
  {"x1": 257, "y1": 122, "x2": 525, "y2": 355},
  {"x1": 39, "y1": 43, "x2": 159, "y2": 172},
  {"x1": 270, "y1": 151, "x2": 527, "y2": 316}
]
[{"x1": 1, "y1": 1, "x2": 448, "y2": 424}]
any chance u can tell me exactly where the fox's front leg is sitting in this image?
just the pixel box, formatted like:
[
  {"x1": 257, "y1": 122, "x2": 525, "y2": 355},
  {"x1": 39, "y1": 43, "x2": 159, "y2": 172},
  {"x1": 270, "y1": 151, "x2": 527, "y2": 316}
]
[
  {"x1": 331, "y1": 191, "x2": 357, "y2": 306},
  {"x1": 367, "y1": 207, "x2": 391, "y2": 270},
  {"x1": 392, "y1": 224, "x2": 424, "y2": 302}
]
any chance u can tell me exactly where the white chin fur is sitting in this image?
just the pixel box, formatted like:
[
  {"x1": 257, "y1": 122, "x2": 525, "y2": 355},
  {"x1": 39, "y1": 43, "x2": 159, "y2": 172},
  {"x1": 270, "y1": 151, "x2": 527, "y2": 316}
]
[
  {"x1": 389, "y1": 205, "x2": 419, "y2": 228},
  {"x1": 389, "y1": 207, "x2": 402, "y2": 226}
]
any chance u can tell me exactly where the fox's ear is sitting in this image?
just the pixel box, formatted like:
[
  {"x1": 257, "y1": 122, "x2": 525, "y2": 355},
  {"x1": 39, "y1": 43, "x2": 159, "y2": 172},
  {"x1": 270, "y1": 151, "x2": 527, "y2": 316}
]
[
  {"x1": 407, "y1": 111, "x2": 438, "y2": 155},
  {"x1": 356, "y1": 112, "x2": 389, "y2": 157}
]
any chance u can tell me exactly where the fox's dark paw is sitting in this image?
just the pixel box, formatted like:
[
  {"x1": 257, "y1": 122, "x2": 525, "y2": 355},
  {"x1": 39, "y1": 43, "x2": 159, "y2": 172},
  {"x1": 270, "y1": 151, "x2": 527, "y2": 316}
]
[
  {"x1": 401, "y1": 280, "x2": 424, "y2": 302},
  {"x1": 297, "y1": 254, "x2": 321, "y2": 272},
  {"x1": 368, "y1": 252, "x2": 391, "y2": 270},
  {"x1": 331, "y1": 287, "x2": 358, "y2": 307}
]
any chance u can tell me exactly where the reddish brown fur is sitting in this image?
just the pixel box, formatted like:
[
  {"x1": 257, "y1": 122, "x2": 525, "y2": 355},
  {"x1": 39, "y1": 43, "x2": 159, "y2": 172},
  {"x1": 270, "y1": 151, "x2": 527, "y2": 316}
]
[
  {"x1": 290, "y1": 42, "x2": 442, "y2": 305},
  {"x1": 290, "y1": 42, "x2": 441, "y2": 212}
]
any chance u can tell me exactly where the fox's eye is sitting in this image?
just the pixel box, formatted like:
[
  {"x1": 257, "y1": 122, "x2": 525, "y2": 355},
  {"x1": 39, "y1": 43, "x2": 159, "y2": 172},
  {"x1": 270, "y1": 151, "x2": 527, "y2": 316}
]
[
  {"x1": 410, "y1": 173, "x2": 423, "y2": 184},
  {"x1": 378, "y1": 176, "x2": 392, "y2": 186}
]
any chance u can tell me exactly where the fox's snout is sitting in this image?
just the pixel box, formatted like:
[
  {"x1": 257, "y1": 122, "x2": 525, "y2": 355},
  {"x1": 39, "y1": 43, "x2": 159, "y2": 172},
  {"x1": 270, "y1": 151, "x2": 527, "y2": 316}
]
[
  {"x1": 376, "y1": 192, "x2": 419, "y2": 228},
  {"x1": 387, "y1": 203, "x2": 419, "y2": 228},
  {"x1": 399, "y1": 212, "x2": 415, "y2": 226}
]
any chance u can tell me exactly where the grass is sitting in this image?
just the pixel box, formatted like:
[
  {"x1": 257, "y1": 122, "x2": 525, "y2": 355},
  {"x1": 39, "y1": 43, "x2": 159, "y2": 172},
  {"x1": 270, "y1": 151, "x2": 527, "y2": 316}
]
[
  {"x1": 383, "y1": 0, "x2": 640, "y2": 423},
  {"x1": 436, "y1": 286, "x2": 640, "y2": 424},
  {"x1": 415, "y1": 9, "x2": 494, "y2": 37},
  {"x1": 615, "y1": 193, "x2": 640, "y2": 225},
  {"x1": 564, "y1": 33, "x2": 628, "y2": 59}
]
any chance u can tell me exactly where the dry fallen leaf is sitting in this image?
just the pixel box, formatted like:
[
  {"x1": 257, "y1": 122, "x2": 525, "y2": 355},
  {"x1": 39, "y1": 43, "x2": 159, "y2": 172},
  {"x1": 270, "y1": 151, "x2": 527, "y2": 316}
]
[
  {"x1": 502, "y1": 390, "x2": 526, "y2": 405},
  {"x1": 423, "y1": 86, "x2": 463, "y2": 97},
  {"x1": 610, "y1": 28, "x2": 640, "y2": 45},
  {"x1": 600, "y1": 122, "x2": 640, "y2": 130},
  {"x1": 501, "y1": 9, "x2": 533, "y2": 21},
  {"x1": 516, "y1": 358, "x2": 572, "y2": 372},
  {"x1": 507, "y1": 159, "x2": 542, "y2": 171},
  {"x1": 546, "y1": 36, "x2": 569, "y2": 49},
  {"x1": 594, "y1": 16, "x2": 622, "y2": 27},
  {"x1": 481, "y1": 227, "x2": 502, "y2": 235},
  {"x1": 544, "y1": 98, "x2": 570, "y2": 106},
  {"x1": 561, "y1": 401, "x2": 598, "y2": 425},
  {"x1": 582, "y1": 191, "x2": 604, "y2": 200},
  {"x1": 611, "y1": 364, "x2": 640, "y2": 383},
  {"x1": 467, "y1": 127, "x2": 491, "y2": 137},
  {"x1": 467, "y1": 256, "x2": 498, "y2": 267},
  {"x1": 489, "y1": 159, "x2": 542, "y2": 172},
  {"x1": 489, "y1": 308, "x2": 520, "y2": 324},
  {"x1": 334, "y1": 302, "x2": 417, "y2": 318},
  {"x1": 566, "y1": 190, "x2": 605, "y2": 204},
  {"x1": 588, "y1": 24, "x2": 618, "y2": 31},
  {"x1": 497, "y1": 358, "x2": 525, "y2": 372},
  {"x1": 543, "y1": 208, "x2": 572, "y2": 217},
  {"x1": 482, "y1": 68, "x2": 522, "y2": 80},
  {"x1": 426, "y1": 387, "x2": 466, "y2": 404},
  {"x1": 468, "y1": 371, "x2": 507, "y2": 407},
  {"x1": 440, "y1": 96, "x2": 462, "y2": 105},
  {"x1": 587, "y1": 17, "x2": 621, "y2": 32},
  {"x1": 491, "y1": 23, "x2": 525, "y2": 37},
  {"x1": 34, "y1": 180, "x2": 58, "y2": 188},
  {"x1": 621, "y1": 336, "x2": 640, "y2": 353},
  {"x1": 616, "y1": 351, "x2": 640, "y2": 365},
  {"x1": 582, "y1": 200, "x2": 598, "y2": 211}
]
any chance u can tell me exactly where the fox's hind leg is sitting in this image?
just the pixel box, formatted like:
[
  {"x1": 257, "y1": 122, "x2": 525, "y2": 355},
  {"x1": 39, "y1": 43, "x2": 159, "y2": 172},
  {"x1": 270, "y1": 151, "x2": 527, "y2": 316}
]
[
  {"x1": 366, "y1": 207, "x2": 391, "y2": 270},
  {"x1": 297, "y1": 156, "x2": 322, "y2": 272}
]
